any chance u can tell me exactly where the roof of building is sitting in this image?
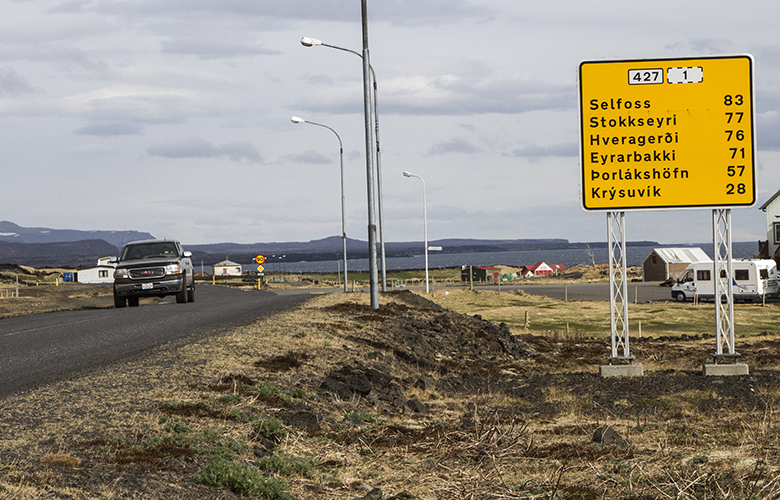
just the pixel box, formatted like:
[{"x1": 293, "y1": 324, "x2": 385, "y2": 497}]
[
  {"x1": 650, "y1": 247, "x2": 710, "y2": 264},
  {"x1": 760, "y1": 188, "x2": 780, "y2": 211},
  {"x1": 213, "y1": 260, "x2": 241, "y2": 267}
]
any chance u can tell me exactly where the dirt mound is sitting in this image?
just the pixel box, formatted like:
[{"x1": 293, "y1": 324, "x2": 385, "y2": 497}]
[{"x1": 384, "y1": 289, "x2": 442, "y2": 309}]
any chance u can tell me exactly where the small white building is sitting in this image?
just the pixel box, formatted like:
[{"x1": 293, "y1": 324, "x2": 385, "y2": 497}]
[
  {"x1": 76, "y1": 257, "x2": 117, "y2": 284},
  {"x1": 213, "y1": 259, "x2": 242, "y2": 276},
  {"x1": 760, "y1": 189, "x2": 780, "y2": 261}
]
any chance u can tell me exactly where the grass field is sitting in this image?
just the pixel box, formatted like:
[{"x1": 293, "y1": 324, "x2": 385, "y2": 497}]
[{"x1": 433, "y1": 288, "x2": 780, "y2": 339}]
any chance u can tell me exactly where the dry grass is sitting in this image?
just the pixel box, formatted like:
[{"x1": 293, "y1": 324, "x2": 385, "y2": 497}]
[
  {"x1": 431, "y1": 288, "x2": 780, "y2": 338},
  {"x1": 1, "y1": 289, "x2": 780, "y2": 499}
]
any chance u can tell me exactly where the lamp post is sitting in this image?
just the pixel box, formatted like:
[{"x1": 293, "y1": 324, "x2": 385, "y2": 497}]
[
  {"x1": 301, "y1": 36, "x2": 387, "y2": 293},
  {"x1": 403, "y1": 171, "x2": 429, "y2": 294},
  {"x1": 290, "y1": 116, "x2": 348, "y2": 293}
]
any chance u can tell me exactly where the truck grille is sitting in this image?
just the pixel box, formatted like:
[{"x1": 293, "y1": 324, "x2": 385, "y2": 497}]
[{"x1": 129, "y1": 267, "x2": 165, "y2": 279}]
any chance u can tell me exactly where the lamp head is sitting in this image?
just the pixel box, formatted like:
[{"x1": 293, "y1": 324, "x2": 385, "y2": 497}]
[
  {"x1": 300, "y1": 37, "x2": 322, "y2": 47},
  {"x1": 403, "y1": 171, "x2": 414, "y2": 177},
  {"x1": 291, "y1": 116, "x2": 305, "y2": 124}
]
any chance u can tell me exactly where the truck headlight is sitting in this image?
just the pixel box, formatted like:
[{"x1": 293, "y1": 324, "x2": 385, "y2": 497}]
[
  {"x1": 165, "y1": 264, "x2": 182, "y2": 275},
  {"x1": 114, "y1": 268, "x2": 129, "y2": 279}
]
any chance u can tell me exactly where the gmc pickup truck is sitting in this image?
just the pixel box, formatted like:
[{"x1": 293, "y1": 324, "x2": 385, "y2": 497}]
[{"x1": 112, "y1": 239, "x2": 195, "y2": 308}]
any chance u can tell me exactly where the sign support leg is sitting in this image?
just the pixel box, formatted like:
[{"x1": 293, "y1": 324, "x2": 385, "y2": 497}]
[
  {"x1": 705, "y1": 209, "x2": 747, "y2": 375},
  {"x1": 600, "y1": 211, "x2": 642, "y2": 377}
]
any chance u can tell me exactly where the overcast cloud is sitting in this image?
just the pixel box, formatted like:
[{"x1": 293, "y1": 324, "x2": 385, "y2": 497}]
[{"x1": 2, "y1": 0, "x2": 780, "y2": 247}]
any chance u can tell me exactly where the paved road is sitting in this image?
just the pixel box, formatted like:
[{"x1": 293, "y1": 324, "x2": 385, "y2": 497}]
[{"x1": 0, "y1": 285, "x2": 312, "y2": 399}]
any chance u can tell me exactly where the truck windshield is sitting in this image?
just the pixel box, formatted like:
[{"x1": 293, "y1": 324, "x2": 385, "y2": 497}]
[{"x1": 120, "y1": 243, "x2": 178, "y2": 261}]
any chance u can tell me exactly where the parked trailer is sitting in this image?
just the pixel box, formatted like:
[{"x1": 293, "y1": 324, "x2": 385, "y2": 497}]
[{"x1": 671, "y1": 259, "x2": 779, "y2": 303}]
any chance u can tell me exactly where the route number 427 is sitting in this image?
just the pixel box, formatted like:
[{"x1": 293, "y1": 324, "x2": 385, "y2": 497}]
[{"x1": 628, "y1": 69, "x2": 662, "y2": 85}]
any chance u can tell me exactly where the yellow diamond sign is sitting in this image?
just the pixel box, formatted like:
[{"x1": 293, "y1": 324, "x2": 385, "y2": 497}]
[{"x1": 579, "y1": 55, "x2": 755, "y2": 211}]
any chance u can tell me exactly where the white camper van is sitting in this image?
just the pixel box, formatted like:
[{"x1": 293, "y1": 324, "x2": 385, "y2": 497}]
[{"x1": 671, "y1": 259, "x2": 779, "y2": 302}]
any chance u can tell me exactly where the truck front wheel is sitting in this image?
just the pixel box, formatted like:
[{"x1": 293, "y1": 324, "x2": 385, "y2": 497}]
[
  {"x1": 114, "y1": 290, "x2": 127, "y2": 308},
  {"x1": 674, "y1": 292, "x2": 686, "y2": 303},
  {"x1": 176, "y1": 274, "x2": 188, "y2": 303}
]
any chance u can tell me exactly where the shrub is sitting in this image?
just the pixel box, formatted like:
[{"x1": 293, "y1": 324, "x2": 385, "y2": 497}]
[
  {"x1": 255, "y1": 452, "x2": 316, "y2": 477},
  {"x1": 254, "y1": 381, "x2": 293, "y2": 404},
  {"x1": 196, "y1": 458, "x2": 290, "y2": 499},
  {"x1": 253, "y1": 418, "x2": 288, "y2": 443}
]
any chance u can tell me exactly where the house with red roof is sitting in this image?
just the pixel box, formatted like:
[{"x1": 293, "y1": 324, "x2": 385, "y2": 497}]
[{"x1": 520, "y1": 262, "x2": 563, "y2": 277}]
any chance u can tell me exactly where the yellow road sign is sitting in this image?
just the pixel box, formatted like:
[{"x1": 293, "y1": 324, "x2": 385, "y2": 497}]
[
  {"x1": 579, "y1": 55, "x2": 755, "y2": 211},
  {"x1": 255, "y1": 254, "x2": 265, "y2": 264},
  {"x1": 257, "y1": 265, "x2": 264, "y2": 273}
]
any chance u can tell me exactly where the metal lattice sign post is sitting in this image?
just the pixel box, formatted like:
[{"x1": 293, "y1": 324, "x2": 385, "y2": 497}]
[{"x1": 579, "y1": 55, "x2": 755, "y2": 377}]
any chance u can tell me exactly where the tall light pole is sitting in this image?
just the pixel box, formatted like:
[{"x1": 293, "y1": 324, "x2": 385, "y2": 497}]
[
  {"x1": 290, "y1": 116, "x2": 348, "y2": 293},
  {"x1": 360, "y1": 0, "x2": 379, "y2": 309},
  {"x1": 403, "y1": 171, "x2": 429, "y2": 294},
  {"x1": 301, "y1": 36, "x2": 387, "y2": 293}
]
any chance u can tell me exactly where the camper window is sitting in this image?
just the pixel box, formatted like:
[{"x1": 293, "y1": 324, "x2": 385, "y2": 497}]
[
  {"x1": 697, "y1": 270, "x2": 711, "y2": 281},
  {"x1": 735, "y1": 269, "x2": 749, "y2": 281},
  {"x1": 761, "y1": 269, "x2": 769, "y2": 279}
]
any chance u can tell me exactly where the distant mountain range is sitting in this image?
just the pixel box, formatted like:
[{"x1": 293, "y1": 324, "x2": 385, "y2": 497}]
[
  {"x1": 0, "y1": 221, "x2": 660, "y2": 269},
  {"x1": 0, "y1": 221, "x2": 153, "y2": 247}
]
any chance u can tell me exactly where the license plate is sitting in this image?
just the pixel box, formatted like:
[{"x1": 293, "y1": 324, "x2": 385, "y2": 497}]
[{"x1": 142, "y1": 283, "x2": 153, "y2": 290}]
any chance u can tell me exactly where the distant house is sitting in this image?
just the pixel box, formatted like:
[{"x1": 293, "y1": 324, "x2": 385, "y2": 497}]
[
  {"x1": 642, "y1": 248, "x2": 710, "y2": 282},
  {"x1": 213, "y1": 259, "x2": 242, "y2": 276},
  {"x1": 549, "y1": 264, "x2": 566, "y2": 274},
  {"x1": 759, "y1": 188, "x2": 780, "y2": 262},
  {"x1": 461, "y1": 266, "x2": 501, "y2": 283},
  {"x1": 75, "y1": 257, "x2": 116, "y2": 284},
  {"x1": 520, "y1": 262, "x2": 554, "y2": 277}
]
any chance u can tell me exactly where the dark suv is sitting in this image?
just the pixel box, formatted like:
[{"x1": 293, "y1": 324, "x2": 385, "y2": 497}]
[{"x1": 112, "y1": 239, "x2": 195, "y2": 308}]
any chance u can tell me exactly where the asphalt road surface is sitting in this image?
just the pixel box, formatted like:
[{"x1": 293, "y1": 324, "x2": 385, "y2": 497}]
[{"x1": 0, "y1": 285, "x2": 312, "y2": 399}]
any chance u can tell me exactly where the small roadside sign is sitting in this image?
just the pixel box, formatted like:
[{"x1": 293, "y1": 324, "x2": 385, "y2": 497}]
[
  {"x1": 579, "y1": 55, "x2": 755, "y2": 211},
  {"x1": 428, "y1": 246, "x2": 443, "y2": 251},
  {"x1": 257, "y1": 265, "x2": 265, "y2": 273},
  {"x1": 255, "y1": 254, "x2": 266, "y2": 265}
]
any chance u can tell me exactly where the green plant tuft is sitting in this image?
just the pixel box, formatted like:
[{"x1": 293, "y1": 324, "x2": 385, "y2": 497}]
[
  {"x1": 255, "y1": 451, "x2": 316, "y2": 477},
  {"x1": 253, "y1": 418, "x2": 287, "y2": 443},
  {"x1": 196, "y1": 458, "x2": 290, "y2": 499}
]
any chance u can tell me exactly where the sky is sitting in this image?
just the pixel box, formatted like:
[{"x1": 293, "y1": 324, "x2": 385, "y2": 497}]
[{"x1": 2, "y1": 0, "x2": 780, "y2": 246}]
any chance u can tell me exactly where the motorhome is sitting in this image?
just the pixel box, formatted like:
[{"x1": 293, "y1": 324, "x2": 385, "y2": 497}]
[{"x1": 671, "y1": 259, "x2": 779, "y2": 302}]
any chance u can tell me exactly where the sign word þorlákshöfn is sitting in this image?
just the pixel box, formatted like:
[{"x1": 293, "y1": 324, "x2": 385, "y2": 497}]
[{"x1": 579, "y1": 55, "x2": 755, "y2": 211}]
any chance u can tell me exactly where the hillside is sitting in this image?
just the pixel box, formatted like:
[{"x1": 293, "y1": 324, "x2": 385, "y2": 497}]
[
  {"x1": 0, "y1": 240, "x2": 118, "y2": 268},
  {"x1": 0, "y1": 221, "x2": 661, "y2": 268},
  {"x1": 0, "y1": 221, "x2": 153, "y2": 248}
]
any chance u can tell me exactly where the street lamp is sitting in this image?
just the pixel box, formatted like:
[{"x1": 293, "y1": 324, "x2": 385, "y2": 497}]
[
  {"x1": 403, "y1": 171, "x2": 429, "y2": 294},
  {"x1": 301, "y1": 36, "x2": 388, "y2": 294},
  {"x1": 291, "y1": 116, "x2": 348, "y2": 293}
]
